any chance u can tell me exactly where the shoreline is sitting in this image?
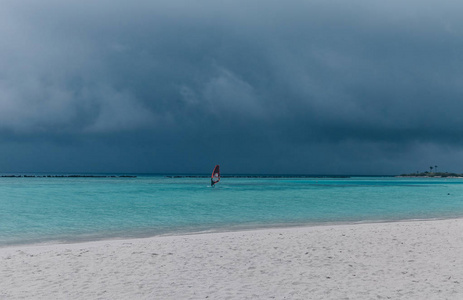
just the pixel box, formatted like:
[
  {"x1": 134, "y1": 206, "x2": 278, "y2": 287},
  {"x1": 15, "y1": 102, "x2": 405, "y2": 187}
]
[
  {"x1": 2, "y1": 218, "x2": 463, "y2": 299},
  {"x1": 2, "y1": 216, "x2": 463, "y2": 249}
]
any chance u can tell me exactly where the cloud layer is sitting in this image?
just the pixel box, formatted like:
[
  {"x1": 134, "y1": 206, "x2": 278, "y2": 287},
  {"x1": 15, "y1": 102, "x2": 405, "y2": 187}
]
[{"x1": 1, "y1": 0, "x2": 463, "y2": 174}]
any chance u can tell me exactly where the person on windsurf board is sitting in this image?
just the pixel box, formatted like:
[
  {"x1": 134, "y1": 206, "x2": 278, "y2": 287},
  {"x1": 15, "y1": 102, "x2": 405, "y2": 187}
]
[{"x1": 211, "y1": 165, "x2": 220, "y2": 186}]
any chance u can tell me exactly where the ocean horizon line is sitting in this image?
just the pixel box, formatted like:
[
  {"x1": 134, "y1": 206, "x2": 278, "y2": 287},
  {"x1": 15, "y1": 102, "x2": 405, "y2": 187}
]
[{"x1": 0, "y1": 172, "x2": 397, "y2": 178}]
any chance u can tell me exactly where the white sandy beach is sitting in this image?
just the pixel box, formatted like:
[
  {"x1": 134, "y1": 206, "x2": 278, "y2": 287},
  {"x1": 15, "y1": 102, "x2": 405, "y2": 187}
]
[{"x1": 1, "y1": 219, "x2": 463, "y2": 299}]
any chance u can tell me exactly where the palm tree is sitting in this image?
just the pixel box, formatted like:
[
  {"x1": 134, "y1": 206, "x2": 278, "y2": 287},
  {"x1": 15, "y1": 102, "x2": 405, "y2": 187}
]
[
  {"x1": 430, "y1": 166, "x2": 433, "y2": 173},
  {"x1": 435, "y1": 165, "x2": 438, "y2": 173}
]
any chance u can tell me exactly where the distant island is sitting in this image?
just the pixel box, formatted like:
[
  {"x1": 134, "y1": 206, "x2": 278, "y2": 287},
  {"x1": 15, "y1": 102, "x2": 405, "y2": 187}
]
[{"x1": 398, "y1": 172, "x2": 463, "y2": 178}]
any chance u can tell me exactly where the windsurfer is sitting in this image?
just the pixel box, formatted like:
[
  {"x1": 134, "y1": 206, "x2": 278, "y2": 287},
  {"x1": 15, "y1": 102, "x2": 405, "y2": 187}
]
[{"x1": 211, "y1": 165, "x2": 220, "y2": 186}]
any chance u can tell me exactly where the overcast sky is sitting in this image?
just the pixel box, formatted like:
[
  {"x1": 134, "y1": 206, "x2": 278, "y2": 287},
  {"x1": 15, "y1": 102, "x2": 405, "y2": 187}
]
[{"x1": 1, "y1": 0, "x2": 463, "y2": 174}]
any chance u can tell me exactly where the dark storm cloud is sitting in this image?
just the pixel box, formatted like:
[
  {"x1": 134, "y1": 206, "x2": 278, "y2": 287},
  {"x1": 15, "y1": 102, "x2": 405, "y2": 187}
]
[{"x1": 1, "y1": 0, "x2": 463, "y2": 173}]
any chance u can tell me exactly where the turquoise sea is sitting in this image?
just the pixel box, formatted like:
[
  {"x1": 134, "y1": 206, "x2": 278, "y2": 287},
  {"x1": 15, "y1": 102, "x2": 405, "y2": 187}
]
[{"x1": 1, "y1": 175, "x2": 463, "y2": 246}]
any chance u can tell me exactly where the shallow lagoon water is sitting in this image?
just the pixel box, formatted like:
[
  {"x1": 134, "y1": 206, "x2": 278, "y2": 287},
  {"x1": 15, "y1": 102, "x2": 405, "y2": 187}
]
[{"x1": 1, "y1": 176, "x2": 463, "y2": 246}]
